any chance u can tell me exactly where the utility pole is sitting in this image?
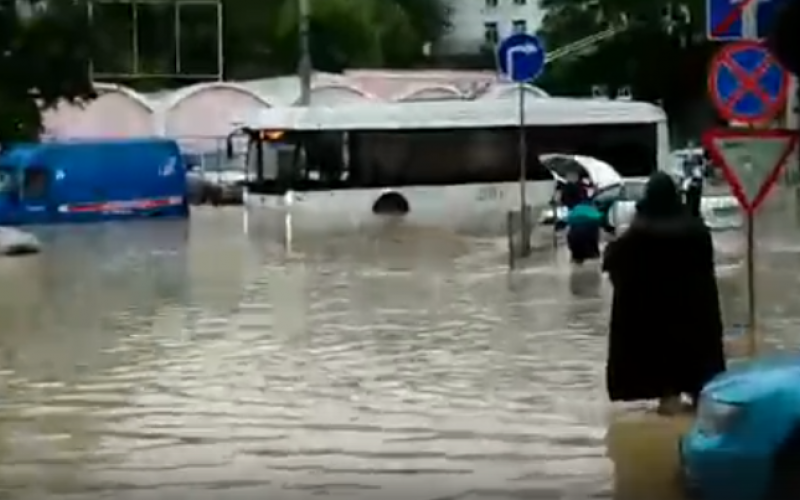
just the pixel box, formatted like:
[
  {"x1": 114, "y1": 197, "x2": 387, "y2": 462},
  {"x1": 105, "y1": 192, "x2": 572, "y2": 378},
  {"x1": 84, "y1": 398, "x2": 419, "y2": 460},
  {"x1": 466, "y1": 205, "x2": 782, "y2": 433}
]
[{"x1": 297, "y1": 0, "x2": 312, "y2": 105}]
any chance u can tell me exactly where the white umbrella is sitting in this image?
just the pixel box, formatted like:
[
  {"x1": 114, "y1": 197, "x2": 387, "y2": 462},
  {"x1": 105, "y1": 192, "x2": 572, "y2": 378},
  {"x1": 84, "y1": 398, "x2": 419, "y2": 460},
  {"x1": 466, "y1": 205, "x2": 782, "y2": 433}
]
[{"x1": 539, "y1": 153, "x2": 623, "y2": 189}]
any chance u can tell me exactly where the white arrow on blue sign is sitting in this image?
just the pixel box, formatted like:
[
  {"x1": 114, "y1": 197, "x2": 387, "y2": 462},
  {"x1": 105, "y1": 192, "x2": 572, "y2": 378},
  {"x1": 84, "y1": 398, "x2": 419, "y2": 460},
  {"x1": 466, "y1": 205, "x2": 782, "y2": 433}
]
[{"x1": 496, "y1": 33, "x2": 545, "y2": 83}]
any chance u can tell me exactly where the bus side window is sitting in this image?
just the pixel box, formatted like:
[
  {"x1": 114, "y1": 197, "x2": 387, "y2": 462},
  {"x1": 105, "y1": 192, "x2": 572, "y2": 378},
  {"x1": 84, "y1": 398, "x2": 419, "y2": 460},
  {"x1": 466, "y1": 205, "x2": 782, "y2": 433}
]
[{"x1": 22, "y1": 167, "x2": 49, "y2": 198}]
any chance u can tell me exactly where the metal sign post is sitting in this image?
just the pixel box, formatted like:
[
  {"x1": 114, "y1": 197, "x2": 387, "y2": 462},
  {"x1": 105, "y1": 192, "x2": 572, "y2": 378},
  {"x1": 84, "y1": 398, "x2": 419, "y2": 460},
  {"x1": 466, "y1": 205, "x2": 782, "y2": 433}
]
[
  {"x1": 518, "y1": 82, "x2": 527, "y2": 244},
  {"x1": 496, "y1": 33, "x2": 545, "y2": 262},
  {"x1": 703, "y1": 128, "x2": 798, "y2": 356},
  {"x1": 745, "y1": 210, "x2": 757, "y2": 355},
  {"x1": 706, "y1": 0, "x2": 798, "y2": 356},
  {"x1": 297, "y1": 0, "x2": 312, "y2": 105}
]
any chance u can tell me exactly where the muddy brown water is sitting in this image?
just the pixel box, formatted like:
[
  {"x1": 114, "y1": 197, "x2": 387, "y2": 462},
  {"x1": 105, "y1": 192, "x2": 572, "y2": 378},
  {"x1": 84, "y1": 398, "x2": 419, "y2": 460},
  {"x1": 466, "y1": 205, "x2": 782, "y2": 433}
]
[{"x1": 1, "y1": 202, "x2": 799, "y2": 500}]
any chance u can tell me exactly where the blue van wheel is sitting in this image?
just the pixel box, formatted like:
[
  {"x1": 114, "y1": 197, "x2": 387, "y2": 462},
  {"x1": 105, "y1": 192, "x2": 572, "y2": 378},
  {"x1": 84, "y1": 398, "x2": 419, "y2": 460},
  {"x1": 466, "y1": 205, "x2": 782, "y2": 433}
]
[{"x1": 766, "y1": 425, "x2": 800, "y2": 499}]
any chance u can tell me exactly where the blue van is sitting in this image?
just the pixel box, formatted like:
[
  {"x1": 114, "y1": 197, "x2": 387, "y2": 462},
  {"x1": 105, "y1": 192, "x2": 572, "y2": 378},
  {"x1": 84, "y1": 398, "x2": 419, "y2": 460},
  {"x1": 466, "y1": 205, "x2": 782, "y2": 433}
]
[{"x1": 0, "y1": 139, "x2": 189, "y2": 225}]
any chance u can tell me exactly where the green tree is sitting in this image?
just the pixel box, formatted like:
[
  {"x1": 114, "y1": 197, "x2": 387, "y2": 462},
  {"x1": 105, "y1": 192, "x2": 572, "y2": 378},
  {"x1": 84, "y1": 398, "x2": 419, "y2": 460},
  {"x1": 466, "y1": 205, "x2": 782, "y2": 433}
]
[
  {"x1": 223, "y1": 0, "x2": 451, "y2": 78},
  {"x1": 0, "y1": 0, "x2": 96, "y2": 145},
  {"x1": 536, "y1": 0, "x2": 715, "y2": 110}
]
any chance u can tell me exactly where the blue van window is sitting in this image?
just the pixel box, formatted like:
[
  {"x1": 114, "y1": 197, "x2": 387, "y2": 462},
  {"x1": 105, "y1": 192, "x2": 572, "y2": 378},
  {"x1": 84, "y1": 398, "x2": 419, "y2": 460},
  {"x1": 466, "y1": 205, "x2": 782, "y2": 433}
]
[
  {"x1": 23, "y1": 168, "x2": 49, "y2": 198},
  {"x1": 0, "y1": 169, "x2": 15, "y2": 193}
]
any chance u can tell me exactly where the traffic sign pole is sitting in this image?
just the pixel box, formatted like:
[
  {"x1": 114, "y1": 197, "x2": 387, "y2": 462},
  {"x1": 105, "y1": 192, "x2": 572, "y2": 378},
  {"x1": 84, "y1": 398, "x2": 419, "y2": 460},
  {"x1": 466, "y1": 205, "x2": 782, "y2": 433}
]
[
  {"x1": 706, "y1": 0, "x2": 796, "y2": 356},
  {"x1": 703, "y1": 128, "x2": 799, "y2": 356},
  {"x1": 496, "y1": 33, "x2": 545, "y2": 262},
  {"x1": 517, "y1": 83, "x2": 528, "y2": 249},
  {"x1": 745, "y1": 209, "x2": 757, "y2": 355}
]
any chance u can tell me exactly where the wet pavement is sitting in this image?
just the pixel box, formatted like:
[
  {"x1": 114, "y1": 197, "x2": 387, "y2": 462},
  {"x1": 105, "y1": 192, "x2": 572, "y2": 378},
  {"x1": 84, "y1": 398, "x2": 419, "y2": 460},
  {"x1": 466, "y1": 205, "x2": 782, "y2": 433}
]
[{"x1": 1, "y1": 200, "x2": 799, "y2": 500}]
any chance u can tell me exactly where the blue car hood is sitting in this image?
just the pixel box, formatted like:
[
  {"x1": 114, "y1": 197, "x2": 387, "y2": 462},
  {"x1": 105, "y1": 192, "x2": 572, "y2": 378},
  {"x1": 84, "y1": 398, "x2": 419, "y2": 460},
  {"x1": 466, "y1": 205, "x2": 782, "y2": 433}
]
[{"x1": 705, "y1": 354, "x2": 800, "y2": 403}]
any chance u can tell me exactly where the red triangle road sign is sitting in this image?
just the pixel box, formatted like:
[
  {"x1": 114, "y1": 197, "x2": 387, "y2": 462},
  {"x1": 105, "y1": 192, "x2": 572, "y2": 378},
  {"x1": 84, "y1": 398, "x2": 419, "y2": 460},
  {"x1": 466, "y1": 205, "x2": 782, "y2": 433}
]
[{"x1": 702, "y1": 128, "x2": 798, "y2": 214}]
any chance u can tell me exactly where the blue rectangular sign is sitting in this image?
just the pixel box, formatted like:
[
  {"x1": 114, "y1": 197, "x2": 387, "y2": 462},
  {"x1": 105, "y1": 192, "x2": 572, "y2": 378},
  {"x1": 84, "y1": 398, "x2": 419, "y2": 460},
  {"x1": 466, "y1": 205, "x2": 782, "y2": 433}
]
[
  {"x1": 707, "y1": 0, "x2": 743, "y2": 40},
  {"x1": 706, "y1": 0, "x2": 787, "y2": 40}
]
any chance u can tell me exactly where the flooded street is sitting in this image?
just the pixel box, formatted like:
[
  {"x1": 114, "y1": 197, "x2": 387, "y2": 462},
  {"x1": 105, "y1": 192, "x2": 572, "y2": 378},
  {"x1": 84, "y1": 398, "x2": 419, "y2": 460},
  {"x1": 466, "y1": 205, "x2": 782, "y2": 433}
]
[{"x1": 1, "y1": 203, "x2": 800, "y2": 500}]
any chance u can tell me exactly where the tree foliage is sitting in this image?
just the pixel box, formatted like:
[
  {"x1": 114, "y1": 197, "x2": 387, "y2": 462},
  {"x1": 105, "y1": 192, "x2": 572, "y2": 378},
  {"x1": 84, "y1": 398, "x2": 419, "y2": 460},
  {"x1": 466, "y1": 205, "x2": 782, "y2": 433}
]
[
  {"x1": 0, "y1": 0, "x2": 95, "y2": 144},
  {"x1": 767, "y1": 0, "x2": 799, "y2": 76},
  {"x1": 0, "y1": 0, "x2": 450, "y2": 143},
  {"x1": 224, "y1": 0, "x2": 451, "y2": 78},
  {"x1": 536, "y1": 0, "x2": 715, "y2": 112}
]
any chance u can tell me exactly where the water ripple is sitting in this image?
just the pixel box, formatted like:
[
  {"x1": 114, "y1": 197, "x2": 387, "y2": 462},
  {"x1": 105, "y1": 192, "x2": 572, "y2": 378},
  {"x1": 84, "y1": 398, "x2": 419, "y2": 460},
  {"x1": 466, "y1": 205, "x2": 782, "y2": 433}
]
[{"x1": 0, "y1": 209, "x2": 797, "y2": 499}]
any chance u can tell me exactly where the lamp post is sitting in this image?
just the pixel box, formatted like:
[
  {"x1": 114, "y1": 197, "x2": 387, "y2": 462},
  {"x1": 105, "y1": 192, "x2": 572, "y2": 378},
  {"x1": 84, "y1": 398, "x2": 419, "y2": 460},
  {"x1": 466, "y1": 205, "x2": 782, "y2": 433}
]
[{"x1": 297, "y1": 0, "x2": 312, "y2": 105}]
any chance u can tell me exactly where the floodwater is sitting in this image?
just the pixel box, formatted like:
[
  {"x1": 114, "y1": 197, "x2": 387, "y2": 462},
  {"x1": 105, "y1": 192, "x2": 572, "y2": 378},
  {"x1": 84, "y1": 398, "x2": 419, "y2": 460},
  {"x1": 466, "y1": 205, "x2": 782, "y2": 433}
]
[{"x1": 1, "y1": 202, "x2": 800, "y2": 500}]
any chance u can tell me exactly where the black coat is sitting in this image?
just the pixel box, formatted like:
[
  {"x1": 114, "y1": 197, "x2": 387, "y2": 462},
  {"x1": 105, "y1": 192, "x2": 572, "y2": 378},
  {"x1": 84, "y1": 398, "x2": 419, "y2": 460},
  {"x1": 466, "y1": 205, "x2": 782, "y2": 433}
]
[{"x1": 602, "y1": 213, "x2": 726, "y2": 401}]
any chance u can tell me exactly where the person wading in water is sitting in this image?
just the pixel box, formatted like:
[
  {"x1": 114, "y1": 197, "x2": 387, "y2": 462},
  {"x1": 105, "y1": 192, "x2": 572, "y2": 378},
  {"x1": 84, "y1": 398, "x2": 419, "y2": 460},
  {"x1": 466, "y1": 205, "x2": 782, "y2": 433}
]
[
  {"x1": 554, "y1": 169, "x2": 603, "y2": 263},
  {"x1": 602, "y1": 172, "x2": 725, "y2": 414},
  {"x1": 682, "y1": 156, "x2": 705, "y2": 218}
]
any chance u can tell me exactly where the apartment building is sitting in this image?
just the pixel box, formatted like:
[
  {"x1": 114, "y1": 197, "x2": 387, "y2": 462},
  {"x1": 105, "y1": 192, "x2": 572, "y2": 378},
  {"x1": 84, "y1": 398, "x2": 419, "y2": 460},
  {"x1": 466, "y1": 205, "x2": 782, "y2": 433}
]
[{"x1": 439, "y1": 0, "x2": 545, "y2": 54}]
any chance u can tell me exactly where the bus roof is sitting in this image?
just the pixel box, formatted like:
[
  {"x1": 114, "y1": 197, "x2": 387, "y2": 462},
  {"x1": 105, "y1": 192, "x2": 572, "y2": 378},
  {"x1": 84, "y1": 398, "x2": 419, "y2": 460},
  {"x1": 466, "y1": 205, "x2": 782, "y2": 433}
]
[
  {"x1": 0, "y1": 144, "x2": 38, "y2": 167},
  {"x1": 240, "y1": 97, "x2": 666, "y2": 132},
  {"x1": 0, "y1": 139, "x2": 179, "y2": 168}
]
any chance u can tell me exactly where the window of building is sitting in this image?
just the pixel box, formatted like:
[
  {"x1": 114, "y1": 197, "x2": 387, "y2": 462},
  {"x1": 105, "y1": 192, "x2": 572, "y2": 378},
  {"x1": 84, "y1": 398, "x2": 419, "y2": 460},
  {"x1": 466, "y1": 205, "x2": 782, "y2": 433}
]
[
  {"x1": 512, "y1": 19, "x2": 527, "y2": 33},
  {"x1": 483, "y1": 22, "x2": 499, "y2": 44},
  {"x1": 485, "y1": 0, "x2": 498, "y2": 7}
]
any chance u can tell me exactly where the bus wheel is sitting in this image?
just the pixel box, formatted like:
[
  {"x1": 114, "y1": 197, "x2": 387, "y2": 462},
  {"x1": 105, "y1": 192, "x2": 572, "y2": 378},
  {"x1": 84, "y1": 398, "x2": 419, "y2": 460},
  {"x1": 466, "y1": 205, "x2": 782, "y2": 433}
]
[{"x1": 372, "y1": 192, "x2": 409, "y2": 215}]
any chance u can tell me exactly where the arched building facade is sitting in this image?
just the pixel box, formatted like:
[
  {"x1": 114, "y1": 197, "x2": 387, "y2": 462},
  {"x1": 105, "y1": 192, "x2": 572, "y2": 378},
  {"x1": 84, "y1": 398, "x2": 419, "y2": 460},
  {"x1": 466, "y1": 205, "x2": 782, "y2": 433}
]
[
  {"x1": 40, "y1": 72, "x2": 530, "y2": 143},
  {"x1": 42, "y1": 83, "x2": 155, "y2": 138}
]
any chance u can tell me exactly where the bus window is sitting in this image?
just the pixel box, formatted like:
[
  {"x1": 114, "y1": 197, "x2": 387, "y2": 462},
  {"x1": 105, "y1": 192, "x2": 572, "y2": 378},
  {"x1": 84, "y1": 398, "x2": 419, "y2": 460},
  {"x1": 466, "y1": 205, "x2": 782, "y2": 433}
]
[
  {"x1": 347, "y1": 123, "x2": 657, "y2": 188},
  {"x1": 243, "y1": 121, "x2": 659, "y2": 192},
  {"x1": 529, "y1": 123, "x2": 658, "y2": 178}
]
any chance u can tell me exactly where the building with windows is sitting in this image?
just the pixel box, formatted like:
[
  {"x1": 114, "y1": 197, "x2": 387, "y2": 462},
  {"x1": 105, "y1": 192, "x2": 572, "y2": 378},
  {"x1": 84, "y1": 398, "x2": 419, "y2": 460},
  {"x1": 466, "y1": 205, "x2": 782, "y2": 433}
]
[{"x1": 439, "y1": 0, "x2": 545, "y2": 54}]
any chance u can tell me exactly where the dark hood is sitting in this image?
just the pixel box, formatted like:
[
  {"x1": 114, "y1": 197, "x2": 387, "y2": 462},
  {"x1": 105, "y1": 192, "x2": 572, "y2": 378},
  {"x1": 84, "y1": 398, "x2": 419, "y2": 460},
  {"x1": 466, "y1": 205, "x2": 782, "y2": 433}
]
[{"x1": 635, "y1": 172, "x2": 684, "y2": 219}]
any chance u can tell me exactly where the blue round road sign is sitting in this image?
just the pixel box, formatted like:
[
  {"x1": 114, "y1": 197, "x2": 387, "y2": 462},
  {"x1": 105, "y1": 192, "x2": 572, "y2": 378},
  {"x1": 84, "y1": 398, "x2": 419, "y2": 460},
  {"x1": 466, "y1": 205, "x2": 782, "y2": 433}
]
[
  {"x1": 496, "y1": 33, "x2": 545, "y2": 83},
  {"x1": 708, "y1": 40, "x2": 789, "y2": 124}
]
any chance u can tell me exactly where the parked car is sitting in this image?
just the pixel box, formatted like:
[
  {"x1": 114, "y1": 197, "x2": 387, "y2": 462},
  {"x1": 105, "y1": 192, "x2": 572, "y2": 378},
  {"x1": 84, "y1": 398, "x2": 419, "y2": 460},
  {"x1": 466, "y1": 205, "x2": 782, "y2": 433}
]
[
  {"x1": 539, "y1": 154, "x2": 741, "y2": 231},
  {"x1": 679, "y1": 355, "x2": 800, "y2": 500}
]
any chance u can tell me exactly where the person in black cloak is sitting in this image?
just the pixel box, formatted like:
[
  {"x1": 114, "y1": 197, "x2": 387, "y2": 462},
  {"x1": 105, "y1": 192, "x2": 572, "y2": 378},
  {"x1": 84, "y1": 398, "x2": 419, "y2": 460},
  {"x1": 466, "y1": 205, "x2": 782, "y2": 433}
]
[{"x1": 602, "y1": 172, "x2": 726, "y2": 414}]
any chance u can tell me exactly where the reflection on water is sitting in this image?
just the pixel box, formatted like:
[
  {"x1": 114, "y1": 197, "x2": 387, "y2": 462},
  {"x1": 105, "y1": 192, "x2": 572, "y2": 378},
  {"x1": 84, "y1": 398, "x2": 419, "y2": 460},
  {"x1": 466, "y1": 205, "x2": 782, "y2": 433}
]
[{"x1": 0, "y1": 204, "x2": 798, "y2": 499}]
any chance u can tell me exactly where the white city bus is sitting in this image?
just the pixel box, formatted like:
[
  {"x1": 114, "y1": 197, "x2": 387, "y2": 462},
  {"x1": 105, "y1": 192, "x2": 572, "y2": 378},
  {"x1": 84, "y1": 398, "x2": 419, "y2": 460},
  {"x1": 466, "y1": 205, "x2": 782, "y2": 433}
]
[{"x1": 230, "y1": 97, "x2": 669, "y2": 235}]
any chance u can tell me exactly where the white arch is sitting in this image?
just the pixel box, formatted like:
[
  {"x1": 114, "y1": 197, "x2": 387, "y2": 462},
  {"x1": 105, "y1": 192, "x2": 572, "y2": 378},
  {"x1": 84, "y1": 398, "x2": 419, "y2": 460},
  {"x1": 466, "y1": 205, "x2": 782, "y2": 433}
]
[
  {"x1": 93, "y1": 82, "x2": 155, "y2": 112},
  {"x1": 394, "y1": 84, "x2": 464, "y2": 101},
  {"x1": 162, "y1": 81, "x2": 275, "y2": 111},
  {"x1": 479, "y1": 82, "x2": 550, "y2": 99},
  {"x1": 293, "y1": 83, "x2": 378, "y2": 104}
]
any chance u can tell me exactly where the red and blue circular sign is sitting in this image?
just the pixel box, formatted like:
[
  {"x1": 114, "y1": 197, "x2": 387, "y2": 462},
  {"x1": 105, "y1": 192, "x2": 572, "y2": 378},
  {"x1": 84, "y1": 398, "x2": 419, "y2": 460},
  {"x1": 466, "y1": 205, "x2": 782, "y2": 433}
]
[{"x1": 708, "y1": 41, "x2": 789, "y2": 124}]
